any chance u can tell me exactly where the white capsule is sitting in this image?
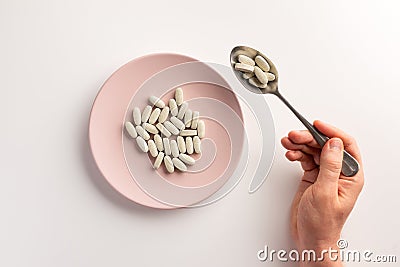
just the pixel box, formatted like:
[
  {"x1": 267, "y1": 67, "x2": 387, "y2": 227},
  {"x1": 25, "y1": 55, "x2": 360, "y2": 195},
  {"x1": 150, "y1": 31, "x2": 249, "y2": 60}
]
[
  {"x1": 163, "y1": 121, "x2": 179, "y2": 135},
  {"x1": 153, "y1": 152, "x2": 164, "y2": 169},
  {"x1": 170, "y1": 140, "x2": 179, "y2": 158},
  {"x1": 177, "y1": 101, "x2": 188, "y2": 119},
  {"x1": 170, "y1": 116, "x2": 185, "y2": 131},
  {"x1": 234, "y1": 63, "x2": 254, "y2": 73},
  {"x1": 193, "y1": 136, "x2": 201, "y2": 153},
  {"x1": 158, "y1": 106, "x2": 169, "y2": 123},
  {"x1": 254, "y1": 66, "x2": 268, "y2": 84},
  {"x1": 135, "y1": 125, "x2": 150, "y2": 140},
  {"x1": 197, "y1": 120, "x2": 205, "y2": 138},
  {"x1": 183, "y1": 109, "x2": 193, "y2": 127},
  {"x1": 172, "y1": 158, "x2": 187, "y2": 172},
  {"x1": 238, "y1": 54, "x2": 255, "y2": 66},
  {"x1": 175, "y1": 87, "x2": 184, "y2": 106},
  {"x1": 242, "y1": 72, "x2": 254, "y2": 79},
  {"x1": 143, "y1": 123, "x2": 159, "y2": 134},
  {"x1": 186, "y1": 137, "x2": 194, "y2": 154},
  {"x1": 156, "y1": 123, "x2": 171, "y2": 138},
  {"x1": 255, "y1": 55, "x2": 270, "y2": 72},
  {"x1": 180, "y1": 129, "x2": 197, "y2": 136},
  {"x1": 148, "y1": 140, "x2": 158, "y2": 157},
  {"x1": 149, "y1": 95, "x2": 165, "y2": 108},
  {"x1": 177, "y1": 136, "x2": 186, "y2": 153},
  {"x1": 163, "y1": 138, "x2": 171, "y2": 156},
  {"x1": 125, "y1": 121, "x2": 137, "y2": 138},
  {"x1": 136, "y1": 136, "x2": 148, "y2": 153},
  {"x1": 191, "y1": 111, "x2": 199, "y2": 129},
  {"x1": 249, "y1": 77, "x2": 268, "y2": 89},
  {"x1": 164, "y1": 156, "x2": 174, "y2": 173},
  {"x1": 266, "y1": 72, "x2": 276, "y2": 81},
  {"x1": 179, "y1": 153, "x2": 195, "y2": 165},
  {"x1": 148, "y1": 108, "x2": 161, "y2": 124},
  {"x1": 133, "y1": 107, "x2": 141, "y2": 126},
  {"x1": 141, "y1": 105, "x2": 152, "y2": 123},
  {"x1": 169, "y1": 99, "x2": 178, "y2": 116},
  {"x1": 154, "y1": 134, "x2": 164, "y2": 151}
]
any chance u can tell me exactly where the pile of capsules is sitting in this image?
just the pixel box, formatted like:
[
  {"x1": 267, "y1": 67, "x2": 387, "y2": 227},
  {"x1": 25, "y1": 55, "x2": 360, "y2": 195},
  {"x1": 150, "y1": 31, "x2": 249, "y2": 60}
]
[
  {"x1": 124, "y1": 88, "x2": 205, "y2": 173},
  {"x1": 234, "y1": 54, "x2": 276, "y2": 89}
]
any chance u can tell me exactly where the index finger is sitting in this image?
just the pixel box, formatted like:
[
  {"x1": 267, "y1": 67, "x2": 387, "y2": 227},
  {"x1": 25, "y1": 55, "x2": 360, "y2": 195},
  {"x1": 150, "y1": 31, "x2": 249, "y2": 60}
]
[{"x1": 314, "y1": 120, "x2": 362, "y2": 163}]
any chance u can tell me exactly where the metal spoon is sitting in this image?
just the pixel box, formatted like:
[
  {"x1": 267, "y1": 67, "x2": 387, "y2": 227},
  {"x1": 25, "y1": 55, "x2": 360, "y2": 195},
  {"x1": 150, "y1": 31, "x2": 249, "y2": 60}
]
[{"x1": 230, "y1": 45, "x2": 359, "y2": 177}]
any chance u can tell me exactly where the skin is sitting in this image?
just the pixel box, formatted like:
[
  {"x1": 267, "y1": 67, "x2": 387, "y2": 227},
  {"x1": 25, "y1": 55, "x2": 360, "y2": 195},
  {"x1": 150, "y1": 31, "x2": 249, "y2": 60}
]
[{"x1": 281, "y1": 120, "x2": 364, "y2": 267}]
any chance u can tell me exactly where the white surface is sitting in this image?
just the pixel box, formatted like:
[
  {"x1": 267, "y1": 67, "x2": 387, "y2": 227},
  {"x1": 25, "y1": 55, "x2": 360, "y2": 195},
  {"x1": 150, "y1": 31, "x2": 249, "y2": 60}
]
[{"x1": 1, "y1": 0, "x2": 399, "y2": 266}]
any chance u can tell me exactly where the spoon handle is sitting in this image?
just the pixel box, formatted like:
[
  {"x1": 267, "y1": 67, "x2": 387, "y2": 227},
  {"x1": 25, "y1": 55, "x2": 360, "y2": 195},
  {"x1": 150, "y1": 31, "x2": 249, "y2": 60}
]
[{"x1": 275, "y1": 92, "x2": 359, "y2": 177}]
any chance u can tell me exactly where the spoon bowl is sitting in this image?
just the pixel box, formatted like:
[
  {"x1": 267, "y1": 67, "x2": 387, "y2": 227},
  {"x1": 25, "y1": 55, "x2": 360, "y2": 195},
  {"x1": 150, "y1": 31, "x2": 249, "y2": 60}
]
[
  {"x1": 230, "y1": 46, "x2": 279, "y2": 94},
  {"x1": 230, "y1": 45, "x2": 360, "y2": 177}
]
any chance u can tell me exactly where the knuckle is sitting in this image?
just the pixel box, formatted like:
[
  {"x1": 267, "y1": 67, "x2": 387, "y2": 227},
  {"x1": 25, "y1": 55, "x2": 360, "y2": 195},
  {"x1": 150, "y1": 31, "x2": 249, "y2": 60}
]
[
  {"x1": 323, "y1": 158, "x2": 342, "y2": 172},
  {"x1": 346, "y1": 135, "x2": 356, "y2": 146},
  {"x1": 357, "y1": 176, "x2": 365, "y2": 191}
]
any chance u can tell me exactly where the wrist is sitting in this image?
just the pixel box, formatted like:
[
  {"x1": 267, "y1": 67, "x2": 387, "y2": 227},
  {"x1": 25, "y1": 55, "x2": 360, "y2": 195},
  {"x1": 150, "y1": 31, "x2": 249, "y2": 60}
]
[
  {"x1": 298, "y1": 234, "x2": 341, "y2": 251},
  {"x1": 298, "y1": 238, "x2": 343, "y2": 267}
]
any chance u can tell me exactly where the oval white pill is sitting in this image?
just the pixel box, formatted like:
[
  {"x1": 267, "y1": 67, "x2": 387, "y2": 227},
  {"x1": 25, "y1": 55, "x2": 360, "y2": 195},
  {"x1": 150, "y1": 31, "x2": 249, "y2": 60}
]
[
  {"x1": 193, "y1": 136, "x2": 201, "y2": 153},
  {"x1": 135, "y1": 125, "x2": 150, "y2": 140},
  {"x1": 169, "y1": 99, "x2": 178, "y2": 116},
  {"x1": 184, "y1": 109, "x2": 192, "y2": 127},
  {"x1": 238, "y1": 54, "x2": 255, "y2": 66},
  {"x1": 234, "y1": 63, "x2": 254, "y2": 73},
  {"x1": 163, "y1": 121, "x2": 179, "y2": 135},
  {"x1": 177, "y1": 101, "x2": 188, "y2": 120},
  {"x1": 170, "y1": 116, "x2": 185, "y2": 131},
  {"x1": 133, "y1": 107, "x2": 141, "y2": 126},
  {"x1": 154, "y1": 134, "x2": 163, "y2": 151},
  {"x1": 186, "y1": 137, "x2": 194, "y2": 154},
  {"x1": 149, "y1": 95, "x2": 165, "y2": 108},
  {"x1": 180, "y1": 129, "x2": 197, "y2": 136},
  {"x1": 191, "y1": 111, "x2": 199, "y2": 129},
  {"x1": 255, "y1": 55, "x2": 270, "y2": 72},
  {"x1": 178, "y1": 153, "x2": 195, "y2": 165},
  {"x1": 175, "y1": 87, "x2": 184, "y2": 106},
  {"x1": 266, "y1": 72, "x2": 276, "y2": 81},
  {"x1": 136, "y1": 136, "x2": 148, "y2": 153},
  {"x1": 177, "y1": 136, "x2": 186, "y2": 153},
  {"x1": 148, "y1": 108, "x2": 161, "y2": 124},
  {"x1": 141, "y1": 105, "x2": 152, "y2": 123},
  {"x1": 164, "y1": 156, "x2": 174, "y2": 173},
  {"x1": 170, "y1": 140, "x2": 179, "y2": 158},
  {"x1": 156, "y1": 123, "x2": 171, "y2": 138},
  {"x1": 243, "y1": 72, "x2": 254, "y2": 79},
  {"x1": 153, "y1": 152, "x2": 164, "y2": 169},
  {"x1": 172, "y1": 158, "x2": 187, "y2": 172},
  {"x1": 158, "y1": 106, "x2": 169, "y2": 123},
  {"x1": 197, "y1": 120, "x2": 205, "y2": 138},
  {"x1": 254, "y1": 66, "x2": 268, "y2": 84},
  {"x1": 163, "y1": 138, "x2": 171, "y2": 156},
  {"x1": 143, "y1": 123, "x2": 159, "y2": 134},
  {"x1": 249, "y1": 77, "x2": 268, "y2": 89},
  {"x1": 125, "y1": 121, "x2": 137, "y2": 138},
  {"x1": 148, "y1": 140, "x2": 158, "y2": 157}
]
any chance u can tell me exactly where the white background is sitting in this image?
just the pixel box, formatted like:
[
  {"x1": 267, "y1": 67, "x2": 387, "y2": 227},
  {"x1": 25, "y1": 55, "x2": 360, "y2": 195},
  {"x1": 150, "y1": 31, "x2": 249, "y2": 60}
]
[{"x1": 1, "y1": 0, "x2": 399, "y2": 266}]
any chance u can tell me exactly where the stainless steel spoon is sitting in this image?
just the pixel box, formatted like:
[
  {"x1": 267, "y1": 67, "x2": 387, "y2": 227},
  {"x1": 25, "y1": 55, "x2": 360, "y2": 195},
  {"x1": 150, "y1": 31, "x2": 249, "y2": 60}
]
[{"x1": 230, "y1": 45, "x2": 359, "y2": 177}]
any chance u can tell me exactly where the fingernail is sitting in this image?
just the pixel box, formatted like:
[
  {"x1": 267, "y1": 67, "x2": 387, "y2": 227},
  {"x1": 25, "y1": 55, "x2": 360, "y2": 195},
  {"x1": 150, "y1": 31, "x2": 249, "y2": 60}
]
[{"x1": 329, "y1": 139, "x2": 342, "y2": 151}]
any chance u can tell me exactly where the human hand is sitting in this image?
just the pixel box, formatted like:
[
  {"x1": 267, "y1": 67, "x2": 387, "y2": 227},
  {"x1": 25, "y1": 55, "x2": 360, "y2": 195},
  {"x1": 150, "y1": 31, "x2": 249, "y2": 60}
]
[{"x1": 281, "y1": 120, "x2": 364, "y2": 266}]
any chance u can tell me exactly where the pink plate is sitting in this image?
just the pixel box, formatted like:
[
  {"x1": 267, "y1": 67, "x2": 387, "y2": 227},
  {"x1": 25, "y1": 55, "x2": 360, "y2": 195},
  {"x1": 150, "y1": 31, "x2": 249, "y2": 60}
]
[{"x1": 89, "y1": 54, "x2": 243, "y2": 209}]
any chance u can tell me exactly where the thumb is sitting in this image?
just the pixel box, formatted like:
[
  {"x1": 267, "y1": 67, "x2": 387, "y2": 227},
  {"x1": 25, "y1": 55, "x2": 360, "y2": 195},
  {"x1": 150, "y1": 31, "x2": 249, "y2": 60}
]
[{"x1": 316, "y1": 138, "x2": 344, "y2": 193}]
